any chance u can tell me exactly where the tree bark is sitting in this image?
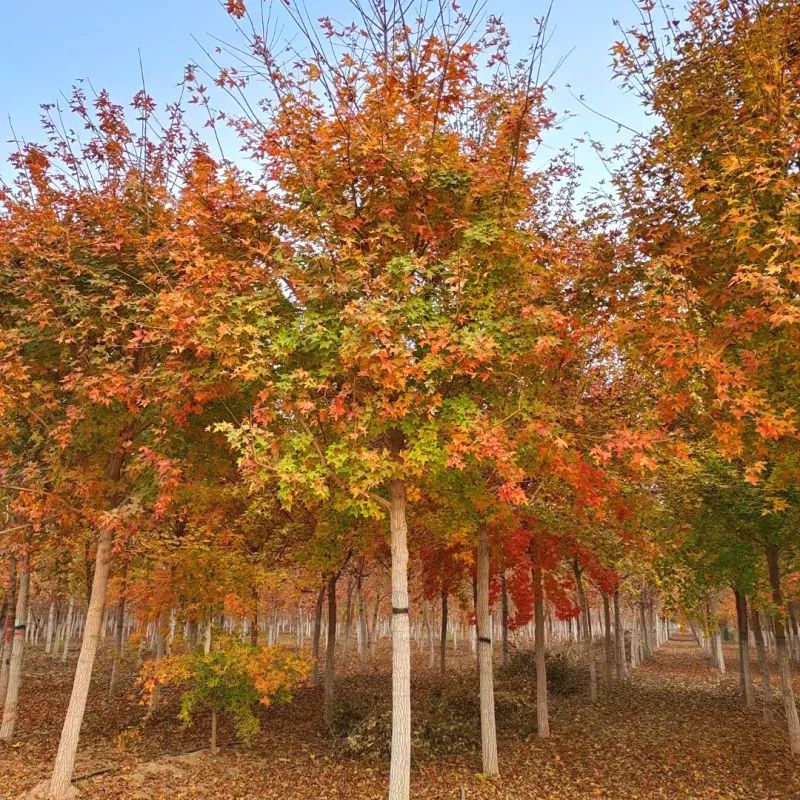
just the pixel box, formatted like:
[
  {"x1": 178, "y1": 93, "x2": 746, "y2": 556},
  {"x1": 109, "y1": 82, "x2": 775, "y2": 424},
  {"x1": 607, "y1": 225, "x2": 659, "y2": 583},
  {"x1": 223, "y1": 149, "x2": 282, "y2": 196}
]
[
  {"x1": 154, "y1": 612, "x2": 168, "y2": 658},
  {"x1": 324, "y1": 572, "x2": 337, "y2": 727},
  {"x1": 533, "y1": 565, "x2": 549, "y2": 737},
  {"x1": 639, "y1": 600, "x2": 651, "y2": 659},
  {"x1": 500, "y1": 572, "x2": 509, "y2": 669},
  {"x1": 203, "y1": 618, "x2": 213, "y2": 655},
  {"x1": 476, "y1": 527, "x2": 499, "y2": 776},
  {"x1": 341, "y1": 575, "x2": 354, "y2": 662},
  {"x1": 0, "y1": 556, "x2": 17, "y2": 702},
  {"x1": 370, "y1": 589, "x2": 381, "y2": 657},
  {"x1": 572, "y1": 560, "x2": 597, "y2": 702},
  {"x1": 0, "y1": 600, "x2": 5, "y2": 671},
  {"x1": 630, "y1": 612, "x2": 640, "y2": 668},
  {"x1": 357, "y1": 571, "x2": 368, "y2": 672},
  {"x1": 750, "y1": 605, "x2": 772, "y2": 722},
  {"x1": 733, "y1": 589, "x2": 755, "y2": 710},
  {"x1": 471, "y1": 573, "x2": 478, "y2": 662},
  {"x1": 250, "y1": 585, "x2": 259, "y2": 646},
  {"x1": 787, "y1": 601, "x2": 800, "y2": 663},
  {"x1": 602, "y1": 592, "x2": 614, "y2": 690},
  {"x1": 425, "y1": 601, "x2": 435, "y2": 669},
  {"x1": 766, "y1": 545, "x2": 800, "y2": 754},
  {"x1": 439, "y1": 588, "x2": 448, "y2": 675},
  {"x1": 0, "y1": 554, "x2": 30, "y2": 739},
  {"x1": 387, "y1": 476, "x2": 411, "y2": 800},
  {"x1": 187, "y1": 618, "x2": 198, "y2": 648},
  {"x1": 647, "y1": 599, "x2": 657, "y2": 649},
  {"x1": 45, "y1": 601, "x2": 56, "y2": 655},
  {"x1": 311, "y1": 583, "x2": 325, "y2": 687},
  {"x1": 713, "y1": 626, "x2": 726, "y2": 674},
  {"x1": 48, "y1": 527, "x2": 114, "y2": 798},
  {"x1": 60, "y1": 596, "x2": 74, "y2": 663},
  {"x1": 108, "y1": 561, "x2": 128, "y2": 697},
  {"x1": 613, "y1": 590, "x2": 628, "y2": 681}
]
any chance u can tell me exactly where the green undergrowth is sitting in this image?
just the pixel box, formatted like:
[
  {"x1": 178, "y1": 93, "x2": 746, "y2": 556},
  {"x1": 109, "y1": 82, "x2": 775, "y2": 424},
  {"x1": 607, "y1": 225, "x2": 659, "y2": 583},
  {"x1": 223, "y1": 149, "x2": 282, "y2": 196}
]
[{"x1": 330, "y1": 647, "x2": 589, "y2": 758}]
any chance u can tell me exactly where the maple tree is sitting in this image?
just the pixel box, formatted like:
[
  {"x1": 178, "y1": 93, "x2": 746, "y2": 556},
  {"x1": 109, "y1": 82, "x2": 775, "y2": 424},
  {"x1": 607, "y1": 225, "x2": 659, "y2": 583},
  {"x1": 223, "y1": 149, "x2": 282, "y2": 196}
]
[
  {"x1": 196, "y1": 0, "x2": 601, "y2": 790},
  {"x1": 140, "y1": 635, "x2": 308, "y2": 754},
  {"x1": 612, "y1": 0, "x2": 800, "y2": 753}
]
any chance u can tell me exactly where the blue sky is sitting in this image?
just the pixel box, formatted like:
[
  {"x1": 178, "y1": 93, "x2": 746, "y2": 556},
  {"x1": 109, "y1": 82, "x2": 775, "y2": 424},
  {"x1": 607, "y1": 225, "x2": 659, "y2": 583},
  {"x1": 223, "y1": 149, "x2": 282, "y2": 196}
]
[{"x1": 0, "y1": 0, "x2": 658, "y2": 188}]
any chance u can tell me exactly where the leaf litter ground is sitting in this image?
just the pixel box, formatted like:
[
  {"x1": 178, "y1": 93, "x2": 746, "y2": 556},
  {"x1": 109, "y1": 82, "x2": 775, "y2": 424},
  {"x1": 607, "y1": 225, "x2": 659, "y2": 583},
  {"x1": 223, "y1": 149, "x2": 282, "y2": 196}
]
[{"x1": 1, "y1": 637, "x2": 798, "y2": 799}]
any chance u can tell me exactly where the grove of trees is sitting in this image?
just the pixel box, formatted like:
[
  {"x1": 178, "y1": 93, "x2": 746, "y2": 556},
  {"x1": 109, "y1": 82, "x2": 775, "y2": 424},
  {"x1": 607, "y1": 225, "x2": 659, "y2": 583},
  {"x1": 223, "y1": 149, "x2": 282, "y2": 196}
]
[{"x1": 0, "y1": 1, "x2": 799, "y2": 798}]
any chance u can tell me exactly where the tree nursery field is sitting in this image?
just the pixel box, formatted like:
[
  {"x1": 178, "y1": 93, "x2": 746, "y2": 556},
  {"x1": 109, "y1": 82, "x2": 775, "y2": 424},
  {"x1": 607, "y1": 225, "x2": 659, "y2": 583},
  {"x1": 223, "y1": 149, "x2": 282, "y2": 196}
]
[{"x1": 1, "y1": 1, "x2": 799, "y2": 798}]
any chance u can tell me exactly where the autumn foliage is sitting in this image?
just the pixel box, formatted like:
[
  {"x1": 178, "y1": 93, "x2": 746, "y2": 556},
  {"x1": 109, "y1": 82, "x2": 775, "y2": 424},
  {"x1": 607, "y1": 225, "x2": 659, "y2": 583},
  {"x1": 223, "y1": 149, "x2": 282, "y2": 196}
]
[{"x1": 0, "y1": 1, "x2": 800, "y2": 799}]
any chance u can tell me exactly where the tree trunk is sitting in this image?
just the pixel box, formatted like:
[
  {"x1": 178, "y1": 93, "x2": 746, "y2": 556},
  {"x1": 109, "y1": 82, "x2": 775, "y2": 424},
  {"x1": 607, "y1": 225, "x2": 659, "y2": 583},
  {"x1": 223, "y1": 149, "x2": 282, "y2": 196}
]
[
  {"x1": 387, "y1": 476, "x2": 411, "y2": 800},
  {"x1": 471, "y1": 573, "x2": 478, "y2": 662},
  {"x1": 713, "y1": 627, "x2": 726, "y2": 674},
  {"x1": 48, "y1": 527, "x2": 113, "y2": 799},
  {"x1": 109, "y1": 562, "x2": 128, "y2": 697},
  {"x1": 425, "y1": 601, "x2": 436, "y2": 669},
  {"x1": 250, "y1": 585, "x2": 259, "y2": 647},
  {"x1": 476, "y1": 527, "x2": 499, "y2": 776},
  {"x1": 0, "y1": 554, "x2": 30, "y2": 739},
  {"x1": 500, "y1": 572, "x2": 509, "y2": 669},
  {"x1": 630, "y1": 613, "x2": 640, "y2": 668},
  {"x1": 210, "y1": 708, "x2": 218, "y2": 754},
  {"x1": 61, "y1": 596, "x2": 74, "y2": 663},
  {"x1": 187, "y1": 618, "x2": 198, "y2": 648},
  {"x1": 647, "y1": 600, "x2": 657, "y2": 650},
  {"x1": 357, "y1": 573, "x2": 368, "y2": 672},
  {"x1": 311, "y1": 583, "x2": 325, "y2": 687},
  {"x1": 341, "y1": 575, "x2": 354, "y2": 662},
  {"x1": 613, "y1": 590, "x2": 628, "y2": 681},
  {"x1": 733, "y1": 589, "x2": 755, "y2": 710},
  {"x1": 602, "y1": 592, "x2": 614, "y2": 690},
  {"x1": 787, "y1": 601, "x2": 800, "y2": 663},
  {"x1": 324, "y1": 572, "x2": 337, "y2": 727},
  {"x1": 766, "y1": 545, "x2": 800, "y2": 754},
  {"x1": 750, "y1": 605, "x2": 772, "y2": 722},
  {"x1": 203, "y1": 618, "x2": 212, "y2": 655},
  {"x1": 572, "y1": 560, "x2": 597, "y2": 702},
  {"x1": 45, "y1": 601, "x2": 56, "y2": 655},
  {"x1": 0, "y1": 557, "x2": 17, "y2": 702},
  {"x1": 370, "y1": 589, "x2": 381, "y2": 657},
  {"x1": 154, "y1": 612, "x2": 168, "y2": 659},
  {"x1": 0, "y1": 600, "x2": 5, "y2": 672},
  {"x1": 533, "y1": 565, "x2": 549, "y2": 738},
  {"x1": 639, "y1": 600, "x2": 651, "y2": 659},
  {"x1": 439, "y1": 588, "x2": 448, "y2": 675}
]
